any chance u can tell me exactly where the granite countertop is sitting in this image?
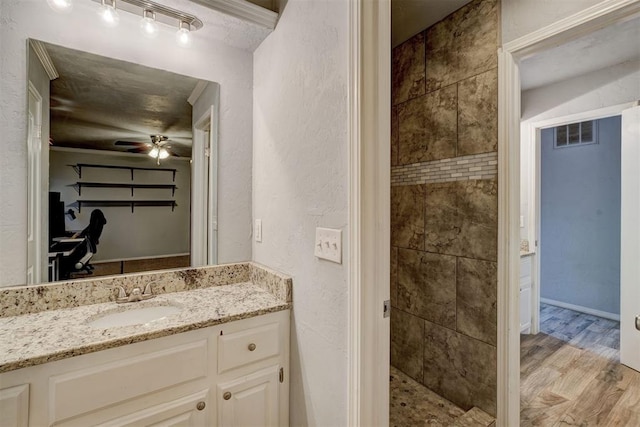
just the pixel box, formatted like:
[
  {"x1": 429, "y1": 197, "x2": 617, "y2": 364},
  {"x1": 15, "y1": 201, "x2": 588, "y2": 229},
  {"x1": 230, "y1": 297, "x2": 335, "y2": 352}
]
[
  {"x1": 0, "y1": 281, "x2": 289, "y2": 373},
  {"x1": 0, "y1": 262, "x2": 292, "y2": 374}
]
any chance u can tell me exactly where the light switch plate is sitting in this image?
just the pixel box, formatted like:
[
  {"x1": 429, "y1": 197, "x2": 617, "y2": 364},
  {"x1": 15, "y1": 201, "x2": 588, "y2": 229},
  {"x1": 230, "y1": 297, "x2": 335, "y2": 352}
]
[
  {"x1": 255, "y1": 219, "x2": 262, "y2": 242},
  {"x1": 314, "y1": 228, "x2": 342, "y2": 264}
]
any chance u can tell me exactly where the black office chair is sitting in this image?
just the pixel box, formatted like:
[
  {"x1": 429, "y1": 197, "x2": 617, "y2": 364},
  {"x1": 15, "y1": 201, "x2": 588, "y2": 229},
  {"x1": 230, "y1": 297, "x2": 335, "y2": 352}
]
[{"x1": 61, "y1": 209, "x2": 107, "y2": 279}]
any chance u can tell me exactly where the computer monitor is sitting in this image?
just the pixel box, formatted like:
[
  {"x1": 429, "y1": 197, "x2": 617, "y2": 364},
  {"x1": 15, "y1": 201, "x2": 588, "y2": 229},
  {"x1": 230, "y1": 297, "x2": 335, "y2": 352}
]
[{"x1": 49, "y1": 192, "x2": 66, "y2": 242}]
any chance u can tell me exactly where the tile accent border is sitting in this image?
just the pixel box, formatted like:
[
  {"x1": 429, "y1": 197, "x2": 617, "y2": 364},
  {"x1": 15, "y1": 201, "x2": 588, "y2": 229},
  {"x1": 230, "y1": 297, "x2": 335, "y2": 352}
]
[
  {"x1": 0, "y1": 262, "x2": 292, "y2": 318},
  {"x1": 391, "y1": 152, "x2": 497, "y2": 186}
]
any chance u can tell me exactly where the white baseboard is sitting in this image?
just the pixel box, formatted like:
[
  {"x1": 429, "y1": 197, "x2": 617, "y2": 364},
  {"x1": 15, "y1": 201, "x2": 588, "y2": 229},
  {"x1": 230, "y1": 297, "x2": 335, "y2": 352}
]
[{"x1": 540, "y1": 297, "x2": 620, "y2": 321}]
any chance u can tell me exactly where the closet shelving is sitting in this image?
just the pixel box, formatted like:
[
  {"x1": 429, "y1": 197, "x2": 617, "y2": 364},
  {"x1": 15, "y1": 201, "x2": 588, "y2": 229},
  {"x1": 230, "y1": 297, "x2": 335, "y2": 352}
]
[
  {"x1": 71, "y1": 182, "x2": 177, "y2": 197},
  {"x1": 68, "y1": 163, "x2": 178, "y2": 213}
]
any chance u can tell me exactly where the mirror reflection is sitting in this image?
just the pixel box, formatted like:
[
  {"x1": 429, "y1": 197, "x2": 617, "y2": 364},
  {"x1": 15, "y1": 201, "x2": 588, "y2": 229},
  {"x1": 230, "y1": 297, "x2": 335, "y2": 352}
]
[{"x1": 28, "y1": 40, "x2": 217, "y2": 284}]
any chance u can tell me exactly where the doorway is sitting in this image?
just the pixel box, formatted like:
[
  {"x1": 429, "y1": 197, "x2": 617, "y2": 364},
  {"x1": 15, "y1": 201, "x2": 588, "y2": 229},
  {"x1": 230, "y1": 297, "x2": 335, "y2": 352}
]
[
  {"x1": 498, "y1": 3, "x2": 640, "y2": 425},
  {"x1": 518, "y1": 112, "x2": 639, "y2": 425}
]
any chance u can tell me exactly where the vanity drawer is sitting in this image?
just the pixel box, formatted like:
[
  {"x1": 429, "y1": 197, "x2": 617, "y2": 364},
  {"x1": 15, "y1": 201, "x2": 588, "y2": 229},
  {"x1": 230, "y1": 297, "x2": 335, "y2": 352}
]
[
  {"x1": 49, "y1": 340, "x2": 207, "y2": 425},
  {"x1": 218, "y1": 323, "x2": 280, "y2": 373}
]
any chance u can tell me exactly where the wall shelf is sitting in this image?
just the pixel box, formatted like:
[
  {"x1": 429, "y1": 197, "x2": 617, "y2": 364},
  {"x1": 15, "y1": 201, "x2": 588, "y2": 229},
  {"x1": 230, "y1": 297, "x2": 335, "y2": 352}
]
[
  {"x1": 70, "y1": 182, "x2": 177, "y2": 197},
  {"x1": 69, "y1": 164, "x2": 177, "y2": 181},
  {"x1": 76, "y1": 200, "x2": 177, "y2": 213}
]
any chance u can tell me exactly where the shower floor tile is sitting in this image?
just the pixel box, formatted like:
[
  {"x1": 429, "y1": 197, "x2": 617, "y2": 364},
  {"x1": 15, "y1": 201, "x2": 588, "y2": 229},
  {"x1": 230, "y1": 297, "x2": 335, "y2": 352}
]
[{"x1": 390, "y1": 365, "x2": 465, "y2": 426}]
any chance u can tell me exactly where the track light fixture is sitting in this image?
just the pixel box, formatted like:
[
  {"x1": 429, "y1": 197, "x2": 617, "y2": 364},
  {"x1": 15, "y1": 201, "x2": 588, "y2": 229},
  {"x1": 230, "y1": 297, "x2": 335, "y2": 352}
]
[
  {"x1": 176, "y1": 21, "x2": 192, "y2": 47},
  {"x1": 47, "y1": 0, "x2": 73, "y2": 13},
  {"x1": 140, "y1": 9, "x2": 159, "y2": 38},
  {"x1": 78, "y1": 0, "x2": 203, "y2": 45},
  {"x1": 98, "y1": 0, "x2": 119, "y2": 27}
]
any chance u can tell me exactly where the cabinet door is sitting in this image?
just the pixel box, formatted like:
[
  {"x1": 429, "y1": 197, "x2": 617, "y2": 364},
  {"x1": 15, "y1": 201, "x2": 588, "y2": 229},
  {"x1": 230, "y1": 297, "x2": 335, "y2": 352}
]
[
  {"x1": 218, "y1": 365, "x2": 279, "y2": 427},
  {"x1": 520, "y1": 287, "x2": 532, "y2": 333},
  {"x1": 0, "y1": 384, "x2": 29, "y2": 427},
  {"x1": 97, "y1": 390, "x2": 209, "y2": 427}
]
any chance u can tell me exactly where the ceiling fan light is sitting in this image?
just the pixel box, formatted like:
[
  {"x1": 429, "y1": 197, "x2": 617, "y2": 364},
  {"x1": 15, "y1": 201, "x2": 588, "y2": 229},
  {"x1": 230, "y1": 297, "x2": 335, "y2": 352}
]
[
  {"x1": 99, "y1": 0, "x2": 119, "y2": 27},
  {"x1": 140, "y1": 10, "x2": 158, "y2": 38},
  {"x1": 158, "y1": 148, "x2": 170, "y2": 159},
  {"x1": 148, "y1": 147, "x2": 159, "y2": 158}
]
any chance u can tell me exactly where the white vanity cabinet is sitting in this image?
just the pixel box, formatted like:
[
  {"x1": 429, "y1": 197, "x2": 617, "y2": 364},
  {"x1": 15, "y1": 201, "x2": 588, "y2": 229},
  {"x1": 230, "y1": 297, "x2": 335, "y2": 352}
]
[
  {"x1": 0, "y1": 310, "x2": 289, "y2": 427},
  {"x1": 0, "y1": 384, "x2": 29, "y2": 427},
  {"x1": 520, "y1": 255, "x2": 533, "y2": 333},
  {"x1": 215, "y1": 318, "x2": 289, "y2": 427}
]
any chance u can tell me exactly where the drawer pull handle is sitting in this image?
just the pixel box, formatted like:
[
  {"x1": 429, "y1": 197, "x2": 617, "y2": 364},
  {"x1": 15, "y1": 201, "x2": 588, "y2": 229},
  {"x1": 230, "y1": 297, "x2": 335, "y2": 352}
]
[
  {"x1": 248, "y1": 343, "x2": 257, "y2": 351},
  {"x1": 196, "y1": 401, "x2": 206, "y2": 411},
  {"x1": 223, "y1": 392, "x2": 232, "y2": 400}
]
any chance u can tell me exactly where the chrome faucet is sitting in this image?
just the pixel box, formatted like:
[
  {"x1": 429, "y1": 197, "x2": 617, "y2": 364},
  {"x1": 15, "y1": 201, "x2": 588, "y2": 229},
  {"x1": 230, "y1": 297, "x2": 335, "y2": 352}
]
[{"x1": 116, "y1": 283, "x2": 155, "y2": 303}]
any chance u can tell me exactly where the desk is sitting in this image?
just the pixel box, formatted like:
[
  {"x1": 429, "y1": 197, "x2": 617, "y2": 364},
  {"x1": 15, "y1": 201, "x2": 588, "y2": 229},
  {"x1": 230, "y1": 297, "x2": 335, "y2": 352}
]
[{"x1": 48, "y1": 238, "x2": 86, "y2": 281}]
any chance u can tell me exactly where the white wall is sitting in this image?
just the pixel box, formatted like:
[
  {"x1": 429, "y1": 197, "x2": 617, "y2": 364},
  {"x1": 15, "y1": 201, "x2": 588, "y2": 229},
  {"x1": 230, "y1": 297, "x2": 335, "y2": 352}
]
[
  {"x1": 522, "y1": 60, "x2": 640, "y2": 122},
  {"x1": 252, "y1": 0, "x2": 349, "y2": 424},
  {"x1": 49, "y1": 149, "x2": 190, "y2": 262},
  {"x1": 540, "y1": 117, "x2": 621, "y2": 315},
  {"x1": 502, "y1": 0, "x2": 606, "y2": 43},
  {"x1": 0, "y1": 0, "x2": 253, "y2": 286},
  {"x1": 519, "y1": 60, "x2": 640, "y2": 243}
]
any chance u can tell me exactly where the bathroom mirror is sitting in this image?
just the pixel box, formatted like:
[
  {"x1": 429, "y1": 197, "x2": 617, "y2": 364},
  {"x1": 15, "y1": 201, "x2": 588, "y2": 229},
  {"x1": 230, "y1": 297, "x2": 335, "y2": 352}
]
[{"x1": 27, "y1": 40, "x2": 219, "y2": 284}]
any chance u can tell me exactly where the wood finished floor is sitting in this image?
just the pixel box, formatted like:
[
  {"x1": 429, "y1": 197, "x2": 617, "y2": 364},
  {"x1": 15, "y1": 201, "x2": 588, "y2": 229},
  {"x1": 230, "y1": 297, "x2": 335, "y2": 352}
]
[{"x1": 521, "y1": 304, "x2": 640, "y2": 426}]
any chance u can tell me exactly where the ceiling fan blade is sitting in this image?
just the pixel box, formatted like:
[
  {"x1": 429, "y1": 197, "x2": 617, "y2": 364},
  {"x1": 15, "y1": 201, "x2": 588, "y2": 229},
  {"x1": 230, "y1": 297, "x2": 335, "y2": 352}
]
[
  {"x1": 115, "y1": 140, "x2": 148, "y2": 146},
  {"x1": 127, "y1": 147, "x2": 149, "y2": 153}
]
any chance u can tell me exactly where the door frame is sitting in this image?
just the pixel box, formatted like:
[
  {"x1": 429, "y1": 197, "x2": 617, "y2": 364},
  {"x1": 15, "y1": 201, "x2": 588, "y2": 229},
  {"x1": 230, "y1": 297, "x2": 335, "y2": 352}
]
[
  {"x1": 348, "y1": 0, "x2": 391, "y2": 425},
  {"x1": 192, "y1": 105, "x2": 219, "y2": 266},
  {"x1": 497, "y1": 0, "x2": 640, "y2": 425},
  {"x1": 27, "y1": 81, "x2": 43, "y2": 284},
  {"x1": 522, "y1": 102, "x2": 634, "y2": 333}
]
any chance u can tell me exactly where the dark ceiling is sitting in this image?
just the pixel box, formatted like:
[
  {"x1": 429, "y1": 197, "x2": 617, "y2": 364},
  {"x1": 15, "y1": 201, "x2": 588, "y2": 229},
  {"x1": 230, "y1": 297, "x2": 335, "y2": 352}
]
[{"x1": 45, "y1": 42, "x2": 205, "y2": 157}]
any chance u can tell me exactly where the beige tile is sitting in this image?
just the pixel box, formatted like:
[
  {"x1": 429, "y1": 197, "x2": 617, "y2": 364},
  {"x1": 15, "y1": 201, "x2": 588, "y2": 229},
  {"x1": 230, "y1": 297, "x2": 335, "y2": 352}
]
[
  {"x1": 452, "y1": 0, "x2": 498, "y2": 81},
  {"x1": 391, "y1": 246, "x2": 398, "y2": 308},
  {"x1": 425, "y1": 179, "x2": 497, "y2": 261},
  {"x1": 391, "y1": 105, "x2": 399, "y2": 166},
  {"x1": 391, "y1": 185, "x2": 426, "y2": 250},
  {"x1": 456, "y1": 257, "x2": 497, "y2": 345},
  {"x1": 423, "y1": 320, "x2": 497, "y2": 416},
  {"x1": 398, "y1": 84, "x2": 457, "y2": 164},
  {"x1": 391, "y1": 309, "x2": 424, "y2": 382},
  {"x1": 422, "y1": 0, "x2": 498, "y2": 92},
  {"x1": 397, "y1": 248, "x2": 456, "y2": 328},
  {"x1": 456, "y1": 179, "x2": 498, "y2": 261},
  {"x1": 425, "y1": 17, "x2": 456, "y2": 93},
  {"x1": 390, "y1": 365, "x2": 465, "y2": 427},
  {"x1": 424, "y1": 181, "x2": 460, "y2": 256},
  {"x1": 392, "y1": 32, "x2": 425, "y2": 106},
  {"x1": 457, "y1": 69, "x2": 498, "y2": 156}
]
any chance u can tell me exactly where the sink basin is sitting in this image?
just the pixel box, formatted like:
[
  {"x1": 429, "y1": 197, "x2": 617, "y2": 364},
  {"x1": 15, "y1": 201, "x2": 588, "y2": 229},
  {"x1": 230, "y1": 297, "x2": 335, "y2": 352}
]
[{"x1": 87, "y1": 305, "x2": 182, "y2": 329}]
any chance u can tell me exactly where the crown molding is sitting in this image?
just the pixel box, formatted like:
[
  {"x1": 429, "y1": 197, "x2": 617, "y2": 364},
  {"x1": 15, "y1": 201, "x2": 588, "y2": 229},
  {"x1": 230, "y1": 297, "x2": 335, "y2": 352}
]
[
  {"x1": 188, "y1": 0, "x2": 278, "y2": 30},
  {"x1": 188, "y1": 81, "x2": 209, "y2": 106},
  {"x1": 29, "y1": 40, "x2": 59, "y2": 81}
]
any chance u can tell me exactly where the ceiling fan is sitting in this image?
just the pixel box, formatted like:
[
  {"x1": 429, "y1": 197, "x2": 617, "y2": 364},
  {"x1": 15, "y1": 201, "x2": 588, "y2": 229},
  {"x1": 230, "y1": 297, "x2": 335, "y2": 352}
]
[{"x1": 115, "y1": 135, "x2": 176, "y2": 165}]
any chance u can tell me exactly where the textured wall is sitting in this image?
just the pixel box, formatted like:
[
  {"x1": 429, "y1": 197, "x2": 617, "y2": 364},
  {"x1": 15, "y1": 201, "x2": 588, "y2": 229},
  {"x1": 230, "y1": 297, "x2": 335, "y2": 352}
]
[
  {"x1": 502, "y1": 0, "x2": 605, "y2": 43},
  {"x1": 0, "y1": 0, "x2": 253, "y2": 286},
  {"x1": 252, "y1": 0, "x2": 349, "y2": 424},
  {"x1": 540, "y1": 117, "x2": 621, "y2": 315},
  {"x1": 390, "y1": 0, "x2": 499, "y2": 415}
]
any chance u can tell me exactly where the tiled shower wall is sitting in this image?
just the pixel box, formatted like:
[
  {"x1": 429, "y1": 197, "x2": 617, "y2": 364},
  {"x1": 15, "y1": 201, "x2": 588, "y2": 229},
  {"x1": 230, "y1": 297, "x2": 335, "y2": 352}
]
[{"x1": 390, "y1": 0, "x2": 499, "y2": 416}]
